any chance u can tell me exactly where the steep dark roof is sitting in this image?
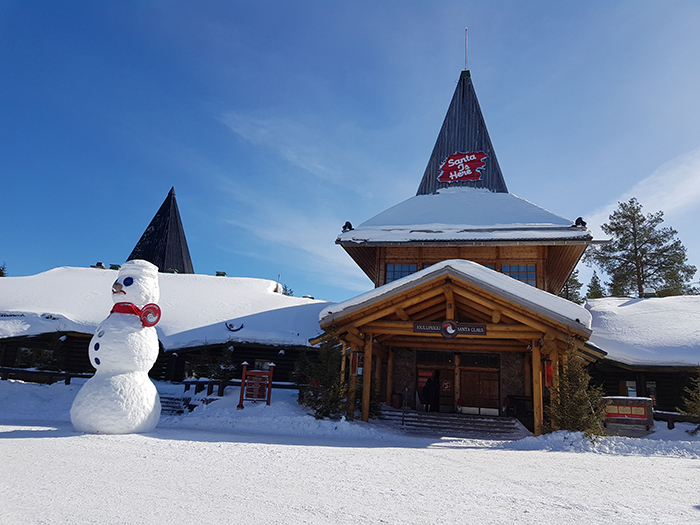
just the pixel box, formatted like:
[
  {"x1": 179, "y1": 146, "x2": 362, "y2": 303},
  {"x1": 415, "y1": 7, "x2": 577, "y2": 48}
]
[
  {"x1": 416, "y1": 70, "x2": 508, "y2": 195},
  {"x1": 127, "y1": 187, "x2": 194, "y2": 274}
]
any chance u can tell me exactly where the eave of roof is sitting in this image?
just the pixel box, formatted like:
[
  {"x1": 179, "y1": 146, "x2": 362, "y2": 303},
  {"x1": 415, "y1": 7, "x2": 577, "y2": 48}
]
[{"x1": 337, "y1": 188, "x2": 592, "y2": 246}]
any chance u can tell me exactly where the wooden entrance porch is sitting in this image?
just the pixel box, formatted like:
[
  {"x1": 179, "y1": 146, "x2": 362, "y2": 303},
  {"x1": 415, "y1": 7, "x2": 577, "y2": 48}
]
[{"x1": 316, "y1": 262, "x2": 603, "y2": 435}]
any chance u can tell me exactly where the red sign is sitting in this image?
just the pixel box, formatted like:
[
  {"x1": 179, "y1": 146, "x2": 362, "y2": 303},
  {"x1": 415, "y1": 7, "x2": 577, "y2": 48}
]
[
  {"x1": 237, "y1": 362, "x2": 275, "y2": 409},
  {"x1": 605, "y1": 405, "x2": 647, "y2": 419},
  {"x1": 437, "y1": 151, "x2": 488, "y2": 182}
]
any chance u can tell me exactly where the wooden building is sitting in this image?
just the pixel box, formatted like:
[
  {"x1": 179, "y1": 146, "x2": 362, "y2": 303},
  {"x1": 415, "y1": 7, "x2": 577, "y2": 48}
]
[{"x1": 327, "y1": 69, "x2": 603, "y2": 434}]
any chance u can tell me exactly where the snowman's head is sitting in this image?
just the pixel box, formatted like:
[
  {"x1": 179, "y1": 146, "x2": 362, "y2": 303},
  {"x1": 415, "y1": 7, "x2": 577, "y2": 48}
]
[{"x1": 112, "y1": 260, "x2": 160, "y2": 306}]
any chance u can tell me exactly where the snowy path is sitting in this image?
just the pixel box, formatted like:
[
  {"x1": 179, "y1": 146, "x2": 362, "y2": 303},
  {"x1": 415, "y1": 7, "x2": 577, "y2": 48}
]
[
  {"x1": 2, "y1": 421, "x2": 700, "y2": 524},
  {"x1": 1, "y1": 380, "x2": 700, "y2": 524}
]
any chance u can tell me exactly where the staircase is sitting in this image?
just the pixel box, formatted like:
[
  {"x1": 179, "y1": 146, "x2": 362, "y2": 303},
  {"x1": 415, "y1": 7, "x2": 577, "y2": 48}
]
[
  {"x1": 379, "y1": 405, "x2": 531, "y2": 440},
  {"x1": 159, "y1": 395, "x2": 220, "y2": 415},
  {"x1": 159, "y1": 396, "x2": 193, "y2": 416}
]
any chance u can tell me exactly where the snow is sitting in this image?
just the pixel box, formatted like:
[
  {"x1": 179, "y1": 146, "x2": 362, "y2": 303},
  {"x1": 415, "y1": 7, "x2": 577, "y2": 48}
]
[
  {"x1": 338, "y1": 187, "x2": 592, "y2": 244},
  {"x1": 321, "y1": 259, "x2": 592, "y2": 333},
  {"x1": 587, "y1": 296, "x2": 700, "y2": 366},
  {"x1": 2, "y1": 379, "x2": 700, "y2": 524},
  {"x1": 0, "y1": 266, "x2": 329, "y2": 349}
]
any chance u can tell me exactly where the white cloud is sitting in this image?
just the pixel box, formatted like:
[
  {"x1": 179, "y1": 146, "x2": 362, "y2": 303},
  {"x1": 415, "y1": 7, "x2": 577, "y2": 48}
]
[
  {"x1": 219, "y1": 113, "x2": 344, "y2": 184},
  {"x1": 219, "y1": 178, "x2": 371, "y2": 292},
  {"x1": 585, "y1": 146, "x2": 700, "y2": 238}
]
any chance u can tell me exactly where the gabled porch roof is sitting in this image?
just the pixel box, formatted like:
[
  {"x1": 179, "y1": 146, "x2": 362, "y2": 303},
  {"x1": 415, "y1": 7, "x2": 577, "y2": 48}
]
[{"x1": 322, "y1": 260, "x2": 591, "y2": 334}]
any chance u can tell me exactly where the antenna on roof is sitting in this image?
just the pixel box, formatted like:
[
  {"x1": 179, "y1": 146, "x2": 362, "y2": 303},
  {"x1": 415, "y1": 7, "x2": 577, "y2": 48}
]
[{"x1": 465, "y1": 27, "x2": 468, "y2": 70}]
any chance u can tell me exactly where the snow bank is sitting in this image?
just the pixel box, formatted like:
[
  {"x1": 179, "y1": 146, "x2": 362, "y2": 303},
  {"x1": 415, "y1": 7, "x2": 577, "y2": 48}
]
[
  {"x1": 160, "y1": 386, "x2": 395, "y2": 440},
  {"x1": 502, "y1": 430, "x2": 700, "y2": 458},
  {"x1": 2, "y1": 380, "x2": 700, "y2": 458},
  {"x1": 587, "y1": 296, "x2": 700, "y2": 366},
  {"x1": 0, "y1": 267, "x2": 329, "y2": 349}
]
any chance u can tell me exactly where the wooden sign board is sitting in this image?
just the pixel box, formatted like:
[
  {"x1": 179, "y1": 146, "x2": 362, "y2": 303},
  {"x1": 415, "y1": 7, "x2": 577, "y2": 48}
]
[
  {"x1": 237, "y1": 362, "x2": 275, "y2": 409},
  {"x1": 413, "y1": 320, "x2": 486, "y2": 338}
]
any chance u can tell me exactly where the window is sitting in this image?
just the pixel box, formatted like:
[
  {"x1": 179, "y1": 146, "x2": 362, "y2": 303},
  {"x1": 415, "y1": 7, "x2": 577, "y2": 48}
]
[
  {"x1": 459, "y1": 353, "x2": 499, "y2": 368},
  {"x1": 386, "y1": 263, "x2": 418, "y2": 283},
  {"x1": 501, "y1": 264, "x2": 536, "y2": 286},
  {"x1": 417, "y1": 351, "x2": 453, "y2": 365}
]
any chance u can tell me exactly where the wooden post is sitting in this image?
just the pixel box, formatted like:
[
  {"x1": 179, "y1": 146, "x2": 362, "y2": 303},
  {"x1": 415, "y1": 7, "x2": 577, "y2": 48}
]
[
  {"x1": 340, "y1": 340, "x2": 347, "y2": 377},
  {"x1": 531, "y1": 342, "x2": 543, "y2": 436},
  {"x1": 374, "y1": 351, "x2": 383, "y2": 402},
  {"x1": 386, "y1": 349, "x2": 394, "y2": 403},
  {"x1": 454, "y1": 353, "x2": 461, "y2": 408},
  {"x1": 361, "y1": 334, "x2": 373, "y2": 422},
  {"x1": 551, "y1": 350, "x2": 560, "y2": 392},
  {"x1": 524, "y1": 353, "x2": 532, "y2": 396},
  {"x1": 347, "y1": 344, "x2": 357, "y2": 420}
]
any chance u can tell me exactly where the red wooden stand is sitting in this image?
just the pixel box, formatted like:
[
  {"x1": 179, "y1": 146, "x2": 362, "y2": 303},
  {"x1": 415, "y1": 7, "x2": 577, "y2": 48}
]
[{"x1": 237, "y1": 361, "x2": 275, "y2": 409}]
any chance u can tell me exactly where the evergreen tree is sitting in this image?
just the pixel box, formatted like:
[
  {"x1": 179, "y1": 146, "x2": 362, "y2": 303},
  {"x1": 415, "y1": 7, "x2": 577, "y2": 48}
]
[
  {"x1": 282, "y1": 284, "x2": 294, "y2": 296},
  {"x1": 545, "y1": 346, "x2": 607, "y2": 437},
  {"x1": 294, "y1": 335, "x2": 347, "y2": 420},
  {"x1": 586, "y1": 198, "x2": 696, "y2": 298},
  {"x1": 0, "y1": 262, "x2": 6, "y2": 277},
  {"x1": 558, "y1": 269, "x2": 584, "y2": 304},
  {"x1": 586, "y1": 271, "x2": 605, "y2": 299},
  {"x1": 678, "y1": 370, "x2": 700, "y2": 436}
]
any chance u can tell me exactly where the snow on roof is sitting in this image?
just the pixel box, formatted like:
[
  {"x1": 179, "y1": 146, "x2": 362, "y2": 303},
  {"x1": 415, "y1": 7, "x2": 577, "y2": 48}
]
[
  {"x1": 320, "y1": 259, "x2": 592, "y2": 334},
  {"x1": 0, "y1": 267, "x2": 328, "y2": 349},
  {"x1": 587, "y1": 296, "x2": 700, "y2": 367},
  {"x1": 337, "y1": 188, "x2": 591, "y2": 245}
]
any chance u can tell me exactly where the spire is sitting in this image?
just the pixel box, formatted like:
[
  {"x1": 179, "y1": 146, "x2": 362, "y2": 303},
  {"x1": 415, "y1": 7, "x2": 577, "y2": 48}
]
[
  {"x1": 127, "y1": 187, "x2": 195, "y2": 274},
  {"x1": 416, "y1": 70, "x2": 508, "y2": 195}
]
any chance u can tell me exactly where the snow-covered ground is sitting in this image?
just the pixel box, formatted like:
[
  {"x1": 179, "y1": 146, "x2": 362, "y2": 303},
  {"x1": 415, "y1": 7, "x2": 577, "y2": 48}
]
[{"x1": 2, "y1": 379, "x2": 700, "y2": 524}]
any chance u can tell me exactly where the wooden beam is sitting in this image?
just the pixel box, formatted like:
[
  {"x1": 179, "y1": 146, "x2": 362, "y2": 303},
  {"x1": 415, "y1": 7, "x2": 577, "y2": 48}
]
[
  {"x1": 532, "y1": 341, "x2": 543, "y2": 436},
  {"x1": 340, "y1": 341, "x2": 347, "y2": 376},
  {"x1": 405, "y1": 295, "x2": 445, "y2": 317},
  {"x1": 443, "y1": 285, "x2": 455, "y2": 321},
  {"x1": 454, "y1": 353, "x2": 461, "y2": 407},
  {"x1": 453, "y1": 300, "x2": 492, "y2": 324},
  {"x1": 374, "y1": 352, "x2": 383, "y2": 402},
  {"x1": 412, "y1": 303, "x2": 447, "y2": 323},
  {"x1": 449, "y1": 284, "x2": 587, "y2": 342},
  {"x1": 362, "y1": 320, "x2": 542, "y2": 340},
  {"x1": 491, "y1": 310, "x2": 502, "y2": 324},
  {"x1": 343, "y1": 332, "x2": 365, "y2": 348},
  {"x1": 386, "y1": 349, "x2": 394, "y2": 401},
  {"x1": 343, "y1": 286, "x2": 445, "y2": 329},
  {"x1": 361, "y1": 334, "x2": 373, "y2": 422},
  {"x1": 395, "y1": 307, "x2": 411, "y2": 321},
  {"x1": 384, "y1": 337, "x2": 528, "y2": 352},
  {"x1": 347, "y1": 342, "x2": 359, "y2": 420}
]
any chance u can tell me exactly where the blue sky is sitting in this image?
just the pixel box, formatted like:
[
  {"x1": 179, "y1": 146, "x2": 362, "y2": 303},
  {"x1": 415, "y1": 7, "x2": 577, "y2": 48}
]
[{"x1": 2, "y1": 1, "x2": 700, "y2": 302}]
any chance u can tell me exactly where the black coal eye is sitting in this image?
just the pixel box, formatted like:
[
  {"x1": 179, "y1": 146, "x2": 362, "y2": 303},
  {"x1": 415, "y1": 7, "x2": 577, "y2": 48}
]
[{"x1": 123, "y1": 277, "x2": 134, "y2": 287}]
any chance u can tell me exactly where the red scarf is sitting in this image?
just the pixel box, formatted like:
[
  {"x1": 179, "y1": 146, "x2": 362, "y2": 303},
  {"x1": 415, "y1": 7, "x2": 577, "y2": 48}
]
[{"x1": 110, "y1": 302, "x2": 161, "y2": 327}]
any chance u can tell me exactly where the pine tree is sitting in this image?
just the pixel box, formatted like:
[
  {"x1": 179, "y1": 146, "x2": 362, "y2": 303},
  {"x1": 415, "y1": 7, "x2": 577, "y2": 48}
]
[
  {"x1": 545, "y1": 347, "x2": 607, "y2": 437},
  {"x1": 558, "y1": 269, "x2": 584, "y2": 304},
  {"x1": 678, "y1": 370, "x2": 700, "y2": 436},
  {"x1": 0, "y1": 262, "x2": 6, "y2": 277},
  {"x1": 586, "y1": 271, "x2": 605, "y2": 299},
  {"x1": 282, "y1": 284, "x2": 294, "y2": 296},
  {"x1": 294, "y1": 335, "x2": 347, "y2": 420},
  {"x1": 586, "y1": 198, "x2": 696, "y2": 298}
]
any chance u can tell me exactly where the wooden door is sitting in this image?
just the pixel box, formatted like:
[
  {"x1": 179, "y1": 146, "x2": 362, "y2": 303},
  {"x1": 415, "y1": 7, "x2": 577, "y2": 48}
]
[{"x1": 460, "y1": 370, "x2": 500, "y2": 411}]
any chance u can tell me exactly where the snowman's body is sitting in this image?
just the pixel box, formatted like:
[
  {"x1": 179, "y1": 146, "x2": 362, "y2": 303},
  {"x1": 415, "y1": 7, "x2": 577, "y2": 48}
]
[{"x1": 71, "y1": 260, "x2": 162, "y2": 434}]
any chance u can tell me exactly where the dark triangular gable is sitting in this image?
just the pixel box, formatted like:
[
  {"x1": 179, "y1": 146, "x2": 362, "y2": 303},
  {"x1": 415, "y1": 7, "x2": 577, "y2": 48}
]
[
  {"x1": 416, "y1": 71, "x2": 508, "y2": 195},
  {"x1": 127, "y1": 187, "x2": 195, "y2": 274}
]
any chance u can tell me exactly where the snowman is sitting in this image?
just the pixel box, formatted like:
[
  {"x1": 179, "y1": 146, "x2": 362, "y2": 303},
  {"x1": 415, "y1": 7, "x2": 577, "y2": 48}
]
[{"x1": 71, "y1": 259, "x2": 162, "y2": 434}]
